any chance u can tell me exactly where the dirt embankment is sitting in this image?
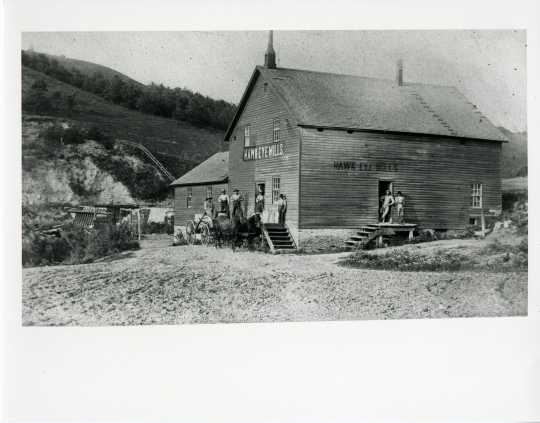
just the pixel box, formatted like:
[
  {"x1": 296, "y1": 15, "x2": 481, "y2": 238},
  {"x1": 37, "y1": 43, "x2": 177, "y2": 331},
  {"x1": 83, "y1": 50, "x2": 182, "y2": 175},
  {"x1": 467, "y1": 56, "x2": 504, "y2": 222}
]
[{"x1": 22, "y1": 236, "x2": 527, "y2": 326}]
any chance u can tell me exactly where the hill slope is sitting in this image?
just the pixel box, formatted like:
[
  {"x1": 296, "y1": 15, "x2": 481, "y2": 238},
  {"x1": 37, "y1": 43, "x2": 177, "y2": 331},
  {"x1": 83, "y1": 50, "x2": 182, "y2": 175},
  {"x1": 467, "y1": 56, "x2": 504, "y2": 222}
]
[
  {"x1": 23, "y1": 65, "x2": 225, "y2": 175},
  {"x1": 499, "y1": 127, "x2": 527, "y2": 178},
  {"x1": 25, "y1": 50, "x2": 144, "y2": 87}
]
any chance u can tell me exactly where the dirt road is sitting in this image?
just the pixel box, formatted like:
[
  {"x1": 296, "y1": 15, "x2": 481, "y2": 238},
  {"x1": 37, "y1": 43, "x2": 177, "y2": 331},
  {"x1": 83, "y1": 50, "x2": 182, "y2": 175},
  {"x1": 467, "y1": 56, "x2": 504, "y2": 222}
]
[{"x1": 22, "y1": 237, "x2": 527, "y2": 326}]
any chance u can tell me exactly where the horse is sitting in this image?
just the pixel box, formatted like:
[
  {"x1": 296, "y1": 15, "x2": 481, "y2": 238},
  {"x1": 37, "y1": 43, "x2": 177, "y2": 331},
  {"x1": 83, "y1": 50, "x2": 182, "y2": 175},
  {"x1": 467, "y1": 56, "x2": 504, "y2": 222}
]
[{"x1": 211, "y1": 213, "x2": 262, "y2": 250}]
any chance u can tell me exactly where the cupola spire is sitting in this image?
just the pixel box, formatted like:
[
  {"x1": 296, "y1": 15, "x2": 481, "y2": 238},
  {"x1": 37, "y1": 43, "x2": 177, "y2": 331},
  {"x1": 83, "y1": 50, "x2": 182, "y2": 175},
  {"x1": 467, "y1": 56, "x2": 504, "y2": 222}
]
[{"x1": 264, "y1": 30, "x2": 276, "y2": 69}]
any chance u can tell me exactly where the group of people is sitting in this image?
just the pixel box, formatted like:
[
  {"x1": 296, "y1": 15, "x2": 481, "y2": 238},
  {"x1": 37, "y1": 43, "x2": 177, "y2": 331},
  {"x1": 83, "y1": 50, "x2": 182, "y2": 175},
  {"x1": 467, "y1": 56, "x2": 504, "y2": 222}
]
[
  {"x1": 379, "y1": 190, "x2": 406, "y2": 223},
  {"x1": 203, "y1": 187, "x2": 288, "y2": 225}
]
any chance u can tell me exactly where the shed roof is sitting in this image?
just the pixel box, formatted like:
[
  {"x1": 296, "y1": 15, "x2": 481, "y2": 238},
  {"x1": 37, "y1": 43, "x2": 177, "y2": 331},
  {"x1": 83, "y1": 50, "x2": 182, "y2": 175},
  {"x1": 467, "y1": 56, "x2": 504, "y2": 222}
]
[
  {"x1": 170, "y1": 151, "x2": 229, "y2": 187},
  {"x1": 225, "y1": 66, "x2": 507, "y2": 142}
]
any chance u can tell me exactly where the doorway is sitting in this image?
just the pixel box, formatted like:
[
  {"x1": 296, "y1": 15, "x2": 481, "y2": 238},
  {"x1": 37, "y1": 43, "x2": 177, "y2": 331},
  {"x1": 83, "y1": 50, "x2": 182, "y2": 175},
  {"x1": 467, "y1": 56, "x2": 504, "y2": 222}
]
[{"x1": 378, "y1": 180, "x2": 394, "y2": 222}]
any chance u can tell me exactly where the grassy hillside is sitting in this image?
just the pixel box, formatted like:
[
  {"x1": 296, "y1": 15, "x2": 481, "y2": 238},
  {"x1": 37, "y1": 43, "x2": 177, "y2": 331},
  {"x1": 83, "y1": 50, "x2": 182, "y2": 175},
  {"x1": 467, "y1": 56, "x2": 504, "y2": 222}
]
[
  {"x1": 500, "y1": 127, "x2": 527, "y2": 178},
  {"x1": 22, "y1": 66, "x2": 225, "y2": 177},
  {"x1": 27, "y1": 50, "x2": 144, "y2": 87}
]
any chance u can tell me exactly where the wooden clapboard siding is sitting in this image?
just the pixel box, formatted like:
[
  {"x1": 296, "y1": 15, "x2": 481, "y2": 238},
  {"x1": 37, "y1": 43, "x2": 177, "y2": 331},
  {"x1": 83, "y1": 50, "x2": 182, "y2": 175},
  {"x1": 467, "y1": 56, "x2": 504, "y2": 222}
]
[
  {"x1": 299, "y1": 128, "x2": 502, "y2": 229},
  {"x1": 173, "y1": 183, "x2": 227, "y2": 227},
  {"x1": 228, "y1": 73, "x2": 300, "y2": 229}
]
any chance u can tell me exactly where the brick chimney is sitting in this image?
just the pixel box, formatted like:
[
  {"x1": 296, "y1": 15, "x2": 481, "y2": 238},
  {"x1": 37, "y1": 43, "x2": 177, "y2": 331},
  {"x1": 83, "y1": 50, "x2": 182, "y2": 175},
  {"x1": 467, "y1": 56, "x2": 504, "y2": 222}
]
[
  {"x1": 264, "y1": 30, "x2": 276, "y2": 69},
  {"x1": 396, "y1": 59, "x2": 403, "y2": 86}
]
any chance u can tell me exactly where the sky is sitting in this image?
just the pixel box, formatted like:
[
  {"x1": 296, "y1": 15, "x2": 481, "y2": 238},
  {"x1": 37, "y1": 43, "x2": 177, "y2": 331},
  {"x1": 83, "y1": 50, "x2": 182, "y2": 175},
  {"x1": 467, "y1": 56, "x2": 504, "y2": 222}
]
[{"x1": 21, "y1": 30, "x2": 527, "y2": 132}]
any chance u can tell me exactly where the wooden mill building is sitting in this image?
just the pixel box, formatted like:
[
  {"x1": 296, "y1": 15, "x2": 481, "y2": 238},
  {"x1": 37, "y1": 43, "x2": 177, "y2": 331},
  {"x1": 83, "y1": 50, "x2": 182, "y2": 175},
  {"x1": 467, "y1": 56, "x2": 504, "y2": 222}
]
[{"x1": 171, "y1": 32, "x2": 507, "y2": 250}]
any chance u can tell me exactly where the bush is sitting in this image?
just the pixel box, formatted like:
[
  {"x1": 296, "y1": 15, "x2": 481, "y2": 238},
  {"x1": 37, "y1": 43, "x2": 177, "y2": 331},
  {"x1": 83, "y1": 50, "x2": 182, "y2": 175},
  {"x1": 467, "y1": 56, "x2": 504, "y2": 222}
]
[
  {"x1": 345, "y1": 249, "x2": 472, "y2": 272},
  {"x1": 144, "y1": 221, "x2": 173, "y2": 234},
  {"x1": 22, "y1": 223, "x2": 140, "y2": 267},
  {"x1": 86, "y1": 126, "x2": 115, "y2": 150}
]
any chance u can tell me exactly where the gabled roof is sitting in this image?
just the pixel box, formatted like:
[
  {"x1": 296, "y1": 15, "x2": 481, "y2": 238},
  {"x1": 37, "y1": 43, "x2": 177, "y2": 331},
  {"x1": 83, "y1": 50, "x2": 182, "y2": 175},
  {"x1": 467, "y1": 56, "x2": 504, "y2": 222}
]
[
  {"x1": 170, "y1": 151, "x2": 228, "y2": 187},
  {"x1": 225, "y1": 65, "x2": 507, "y2": 142}
]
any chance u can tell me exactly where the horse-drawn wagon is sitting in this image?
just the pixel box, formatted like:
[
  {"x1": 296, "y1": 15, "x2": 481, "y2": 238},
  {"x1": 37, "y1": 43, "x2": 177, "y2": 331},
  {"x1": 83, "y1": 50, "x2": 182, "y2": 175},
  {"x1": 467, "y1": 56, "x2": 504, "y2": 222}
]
[
  {"x1": 185, "y1": 211, "x2": 264, "y2": 250},
  {"x1": 185, "y1": 212, "x2": 213, "y2": 245}
]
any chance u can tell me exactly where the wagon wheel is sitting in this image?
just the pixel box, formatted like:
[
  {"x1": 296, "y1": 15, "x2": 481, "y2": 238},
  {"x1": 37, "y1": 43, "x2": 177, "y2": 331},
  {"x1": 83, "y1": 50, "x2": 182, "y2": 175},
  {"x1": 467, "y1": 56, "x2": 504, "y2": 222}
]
[
  {"x1": 185, "y1": 221, "x2": 195, "y2": 244},
  {"x1": 200, "y1": 223, "x2": 211, "y2": 245}
]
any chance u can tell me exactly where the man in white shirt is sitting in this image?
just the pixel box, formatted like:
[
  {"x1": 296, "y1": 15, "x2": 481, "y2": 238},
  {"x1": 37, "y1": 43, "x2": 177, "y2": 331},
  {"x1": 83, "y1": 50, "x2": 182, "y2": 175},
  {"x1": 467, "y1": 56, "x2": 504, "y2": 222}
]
[{"x1": 217, "y1": 189, "x2": 230, "y2": 217}]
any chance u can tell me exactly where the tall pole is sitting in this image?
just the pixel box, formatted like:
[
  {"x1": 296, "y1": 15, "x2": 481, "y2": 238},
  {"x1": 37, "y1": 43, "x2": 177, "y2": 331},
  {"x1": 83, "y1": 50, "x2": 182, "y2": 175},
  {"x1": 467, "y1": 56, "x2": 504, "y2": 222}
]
[{"x1": 137, "y1": 209, "x2": 141, "y2": 241}]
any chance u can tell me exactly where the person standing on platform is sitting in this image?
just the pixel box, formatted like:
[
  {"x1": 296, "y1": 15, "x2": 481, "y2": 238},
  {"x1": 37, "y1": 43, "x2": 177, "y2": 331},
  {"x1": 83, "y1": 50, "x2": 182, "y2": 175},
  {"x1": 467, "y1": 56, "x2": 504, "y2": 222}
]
[
  {"x1": 395, "y1": 191, "x2": 405, "y2": 223},
  {"x1": 277, "y1": 194, "x2": 287, "y2": 225},
  {"x1": 204, "y1": 196, "x2": 215, "y2": 219},
  {"x1": 218, "y1": 189, "x2": 230, "y2": 217},
  {"x1": 381, "y1": 189, "x2": 395, "y2": 223},
  {"x1": 231, "y1": 189, "x2": 244, "y2": 219}
]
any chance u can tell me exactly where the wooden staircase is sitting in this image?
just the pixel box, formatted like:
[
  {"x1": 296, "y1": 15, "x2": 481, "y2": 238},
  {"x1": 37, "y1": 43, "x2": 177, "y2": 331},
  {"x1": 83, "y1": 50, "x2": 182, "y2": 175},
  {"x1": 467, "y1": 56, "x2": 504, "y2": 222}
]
[
  {"x1": 345, "y1": 224, "x2": 382, "y2": 249},
  {"x1": 262, "y1": 224, "x2": 296, "y2": 253},
  {"x1": 345, "y1": 223, "x2": 418, "y2": 250}
]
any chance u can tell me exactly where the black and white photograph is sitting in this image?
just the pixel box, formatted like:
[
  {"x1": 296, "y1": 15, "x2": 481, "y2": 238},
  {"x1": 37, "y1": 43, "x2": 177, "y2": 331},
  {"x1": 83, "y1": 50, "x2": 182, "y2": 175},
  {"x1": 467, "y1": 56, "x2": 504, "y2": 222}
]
[
  {"x1": 20, "y1": 29, "x2": 528, "y2": 326},
  {"x1": 3, "y1": 1, "x2": 540, "y2": 422}
]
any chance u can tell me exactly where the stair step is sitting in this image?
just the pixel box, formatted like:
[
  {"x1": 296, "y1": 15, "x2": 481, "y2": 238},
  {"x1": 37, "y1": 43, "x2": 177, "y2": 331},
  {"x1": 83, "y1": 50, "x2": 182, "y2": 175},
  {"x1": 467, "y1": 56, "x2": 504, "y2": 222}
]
[
  {"x1": 350, "y1": 236, "x2": 367, "y2": 241},
  {"x1": 267, "y1": 230, "x2": 288, "y2": 235}
]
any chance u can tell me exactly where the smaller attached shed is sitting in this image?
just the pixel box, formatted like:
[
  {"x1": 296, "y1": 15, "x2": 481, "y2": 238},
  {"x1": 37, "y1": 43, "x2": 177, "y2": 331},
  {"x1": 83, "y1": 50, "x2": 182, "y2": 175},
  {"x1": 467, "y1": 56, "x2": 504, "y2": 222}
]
[{"x1": 170, "y1": 151, "x2": 229, "y2": 235}]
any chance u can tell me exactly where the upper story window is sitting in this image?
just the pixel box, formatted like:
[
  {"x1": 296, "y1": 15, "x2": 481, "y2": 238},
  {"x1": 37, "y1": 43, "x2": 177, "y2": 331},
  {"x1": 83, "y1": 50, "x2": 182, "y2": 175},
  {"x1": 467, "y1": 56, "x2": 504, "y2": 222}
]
[
  {"x1": 206, "y1": 185, "x2": 212, "y2": 199},
  {"x1": 263, "y1": 82, "x2": 268, "y2": 93},
  {"x1": 186, "y1": 187, "x2": 193, "y2": 208},
  {"x1": 244, "y1": 125, "x2": 251, "y2": 147},
  {"x1": 273, "y1": 118, "x2": 280, "y2": 142},
  {"x1": 471, "y1": 183, "x2": 482, "y2": 208}
]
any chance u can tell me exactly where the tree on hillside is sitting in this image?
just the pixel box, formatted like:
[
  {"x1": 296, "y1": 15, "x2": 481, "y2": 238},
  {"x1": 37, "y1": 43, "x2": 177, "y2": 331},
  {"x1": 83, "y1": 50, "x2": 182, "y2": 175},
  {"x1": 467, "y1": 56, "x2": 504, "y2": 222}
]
[
  {"x1": 22, "y1": 49, "x2": 238, "y2": 130},
  {"x1": 66, "y1": 92, "x2": 76, "y2": 116},
  {"x1": 24, "y1": 79, "x2": 51, "y2": 114}
]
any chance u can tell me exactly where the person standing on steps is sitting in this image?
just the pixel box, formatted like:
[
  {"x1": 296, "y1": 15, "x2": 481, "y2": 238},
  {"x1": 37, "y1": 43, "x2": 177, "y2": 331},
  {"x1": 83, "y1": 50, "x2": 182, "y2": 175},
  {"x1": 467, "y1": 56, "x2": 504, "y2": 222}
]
[
  {"x1": 255, "y1": 186, "x2": 265, "y2": 215},
  {"x1": 277, "y1": 193, "x2": 287, "y2": 225}
]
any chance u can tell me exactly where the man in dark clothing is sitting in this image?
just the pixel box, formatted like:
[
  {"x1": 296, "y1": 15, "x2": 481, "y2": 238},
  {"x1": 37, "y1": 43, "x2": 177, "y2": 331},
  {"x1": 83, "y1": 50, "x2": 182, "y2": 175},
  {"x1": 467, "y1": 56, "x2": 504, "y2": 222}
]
[{"x1": 277, "y1": 194, "x2": 287, "y2": 225}]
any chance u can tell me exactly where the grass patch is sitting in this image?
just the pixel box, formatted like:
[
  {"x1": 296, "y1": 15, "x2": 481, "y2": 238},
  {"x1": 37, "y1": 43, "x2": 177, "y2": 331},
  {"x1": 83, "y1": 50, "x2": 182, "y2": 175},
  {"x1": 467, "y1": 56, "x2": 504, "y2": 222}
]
[
  {"x1": 344, "y1": 249, "x2": 472, "y2": 272},
  {"x1": 344, "y1": 239, "x2": 528, "y2": 272}
]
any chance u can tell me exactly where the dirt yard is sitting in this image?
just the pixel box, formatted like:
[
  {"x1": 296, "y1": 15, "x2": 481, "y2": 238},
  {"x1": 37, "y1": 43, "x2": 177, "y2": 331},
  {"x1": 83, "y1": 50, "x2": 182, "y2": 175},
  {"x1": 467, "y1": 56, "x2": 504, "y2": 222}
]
[{"x1": 22, "y1": 236, "x2": 527, "y2": 326}]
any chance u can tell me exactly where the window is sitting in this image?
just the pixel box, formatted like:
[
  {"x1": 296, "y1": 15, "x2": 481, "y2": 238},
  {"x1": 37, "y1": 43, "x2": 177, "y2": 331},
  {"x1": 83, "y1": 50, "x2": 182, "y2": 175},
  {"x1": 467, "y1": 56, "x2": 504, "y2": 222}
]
[
  {"x1": 263, "y1": 82, "x2": 268, "y2": 93},
  {"x1": 244, "y1": 125, "x2": 251, "y2": 147},
  {"x1": 273, "y1": 118, "x2": 280, "y2": 142},
  {"x1": 206, "y1": 185, "x2": 212, "y2": 199},
  {"x1": 471, "y1": 183, "x2": 482, "y2": 208},
  {"x1": 272, "y1": 177, "x2": 280, "y2": 204},
  {"x1": 186, "y1": 187, "x2": 192, "y2": 208}
]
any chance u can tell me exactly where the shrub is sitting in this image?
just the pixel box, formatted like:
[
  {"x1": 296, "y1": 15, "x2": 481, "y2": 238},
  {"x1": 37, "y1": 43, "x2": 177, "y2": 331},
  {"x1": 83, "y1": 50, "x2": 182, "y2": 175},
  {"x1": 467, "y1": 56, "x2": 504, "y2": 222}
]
[
  {"x1": 144, "y1": 221, "x2": 173, "y2": 234},
  {"x1": 22, "y1": 222, "x2": 140, "y2": 267},
  {"x1": 86, "y1": 126, "x2": 115, "y2": 150},
  {"x1": 345, "y1": 249, "x2": 473, "y2": 272}
]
